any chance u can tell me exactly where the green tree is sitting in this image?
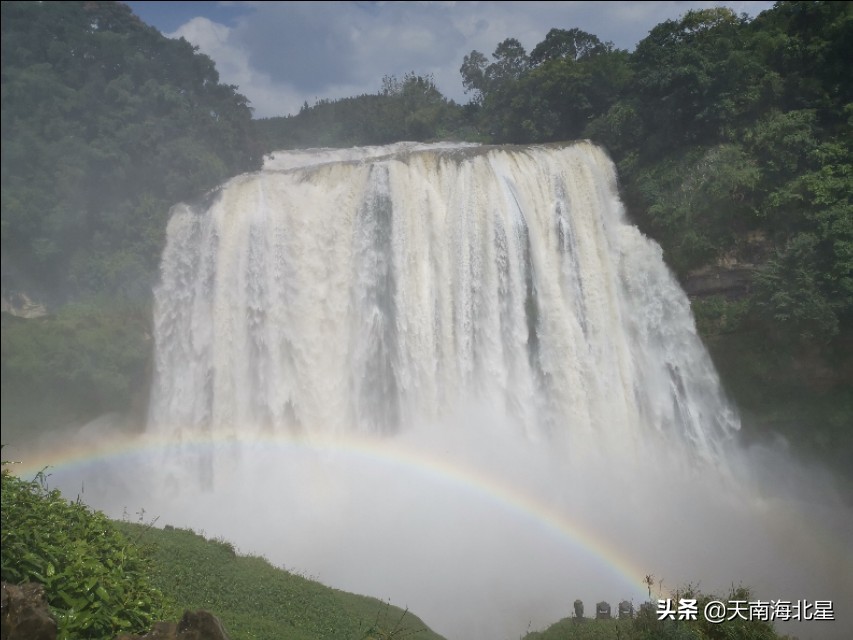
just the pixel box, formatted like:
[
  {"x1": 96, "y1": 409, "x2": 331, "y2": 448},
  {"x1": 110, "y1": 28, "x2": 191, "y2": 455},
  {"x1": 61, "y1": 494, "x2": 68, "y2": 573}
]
[
  {"x1": 630, "y1": 8, "x2": 773, "y2": 155},
  {"x1": 1, "y1": 0, "x2": 262, "y2": 301},
  {"x1": 1, "y1": 1, "x2": 262, "y2": 435},
  {"x1": 529, "y1": 27, "x2": 608, "y2": 65}
]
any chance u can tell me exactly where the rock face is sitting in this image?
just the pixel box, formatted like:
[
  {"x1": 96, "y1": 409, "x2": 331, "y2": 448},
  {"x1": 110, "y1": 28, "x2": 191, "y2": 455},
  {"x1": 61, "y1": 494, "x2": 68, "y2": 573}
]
[
  {"x1": 0, "y1": 582, "x2": 57, "y2": 640},
  {"x1": 114, "y1": 610, "x2": 230, "y2": 640},
  {"x1": 175, "y1": 610, "x2": 230, "y2": 640},
  {"x1": 0, "y1": 290, "x2": 48, "y2": 318},
  {"x1": 683, "y1": 265, "x2": 754, "y2": 300},
  {"x1": 683, "y1": 231, "x2": 768, "y2": 301},
  {"x1": 596, "y1": 601, "x2": 612, "y2": 619}
]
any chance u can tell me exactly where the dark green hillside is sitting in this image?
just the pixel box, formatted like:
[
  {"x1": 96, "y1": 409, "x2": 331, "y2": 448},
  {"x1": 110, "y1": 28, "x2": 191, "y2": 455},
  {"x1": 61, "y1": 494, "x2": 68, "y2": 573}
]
[
  {"x1": 1, "y1": 0, "x2": 262, "y2": 436},
  {"x1": 2, "y1": 1, "x2": 261, "y2": 302}
]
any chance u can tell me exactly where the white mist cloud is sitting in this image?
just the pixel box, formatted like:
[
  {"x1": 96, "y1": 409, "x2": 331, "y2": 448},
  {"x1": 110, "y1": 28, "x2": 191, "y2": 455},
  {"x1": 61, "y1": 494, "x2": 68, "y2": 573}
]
[{"x1": 20, "y1": 407, "x2": 853, "y2": 640}]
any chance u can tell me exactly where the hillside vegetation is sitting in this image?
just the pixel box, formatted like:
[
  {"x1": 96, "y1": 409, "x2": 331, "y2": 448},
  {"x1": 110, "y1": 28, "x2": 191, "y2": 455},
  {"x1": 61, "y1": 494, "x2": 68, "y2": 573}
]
[
  {"x1": 1, "y1": 1, "x2": 261, "y2": 438},
  {"x1": 1, "y1": 463, "x2": 168, "y2": 638},
  {"x1": 114, "y1": 521, "x2": 443, "y2": 640}
]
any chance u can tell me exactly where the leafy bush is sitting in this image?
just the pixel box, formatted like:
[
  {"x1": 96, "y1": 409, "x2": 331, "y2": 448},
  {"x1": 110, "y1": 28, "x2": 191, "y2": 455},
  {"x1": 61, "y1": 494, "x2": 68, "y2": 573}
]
[{"x1": 0, "y1": 462, "x2": 168, "y2": 639}]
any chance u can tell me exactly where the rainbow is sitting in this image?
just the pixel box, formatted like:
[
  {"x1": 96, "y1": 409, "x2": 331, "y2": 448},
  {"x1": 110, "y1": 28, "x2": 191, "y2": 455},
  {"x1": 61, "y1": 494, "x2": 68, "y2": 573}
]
[{"x1": 10, "y1": 428, "x2": 651, "y2": 601}]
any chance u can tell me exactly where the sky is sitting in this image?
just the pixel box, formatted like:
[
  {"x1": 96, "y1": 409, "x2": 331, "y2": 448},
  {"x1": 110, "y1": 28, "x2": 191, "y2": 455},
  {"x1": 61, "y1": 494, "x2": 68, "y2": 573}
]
[{"x1": 125, "y1": 1, "x2": 775, "y2": 119}]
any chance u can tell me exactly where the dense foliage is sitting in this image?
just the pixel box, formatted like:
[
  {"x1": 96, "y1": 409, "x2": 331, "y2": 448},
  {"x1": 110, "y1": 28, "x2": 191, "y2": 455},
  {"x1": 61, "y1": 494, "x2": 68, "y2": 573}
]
[
  {"x1": 254, "y1": 72, "x2": 473, "y2": 150},
  {"x1": 1, "y1": 463, "x2": 168, "y2": 638},
  {"x1": 1, "y1": 1, "x2": 262, "y2": 436},
  {"x1": 1, "y1": 0, "x2": 261, "y2": 302},
  {"x1": 2, "y1": 4, "x2": 847, "y2": 637}
]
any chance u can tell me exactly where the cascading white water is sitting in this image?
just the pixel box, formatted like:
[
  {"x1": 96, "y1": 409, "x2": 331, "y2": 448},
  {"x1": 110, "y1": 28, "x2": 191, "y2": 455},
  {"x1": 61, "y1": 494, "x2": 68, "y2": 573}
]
[
  {"x1": 149, "y1": 141, "x2": 737, "y2": 456},
  {"x1": 139, "y1": 141, "x2": 850, "y2": 640}
]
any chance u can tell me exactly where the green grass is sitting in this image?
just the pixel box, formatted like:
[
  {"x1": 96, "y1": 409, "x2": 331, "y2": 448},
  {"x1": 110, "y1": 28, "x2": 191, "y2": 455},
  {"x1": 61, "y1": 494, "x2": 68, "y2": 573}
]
[
  {"x1": 523, "y1": 617, "x2": 635, "y2": 639},
  {"x1": 114, "y1": 521, "x2": 445, "y2": 640}
]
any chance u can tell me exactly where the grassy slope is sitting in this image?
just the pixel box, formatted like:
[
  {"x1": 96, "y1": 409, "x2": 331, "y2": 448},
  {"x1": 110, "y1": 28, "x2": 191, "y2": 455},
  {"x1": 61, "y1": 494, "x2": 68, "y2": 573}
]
[
  {"x1": 114, "y1": 522, "x2": 445, "y2": 640},
  {"x1": 523, "y1": 617, "x2": 634, "y2": 639}
]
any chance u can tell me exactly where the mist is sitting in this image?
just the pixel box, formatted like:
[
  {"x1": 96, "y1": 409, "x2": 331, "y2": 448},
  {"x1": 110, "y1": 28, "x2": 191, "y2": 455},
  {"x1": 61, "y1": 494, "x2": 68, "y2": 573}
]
[
  {"x1": 14, "y1": 408, "x2": 851, "y2": 640},
  {"x1": 11, "y1": 142, "x2": 852, "y2": 640}
]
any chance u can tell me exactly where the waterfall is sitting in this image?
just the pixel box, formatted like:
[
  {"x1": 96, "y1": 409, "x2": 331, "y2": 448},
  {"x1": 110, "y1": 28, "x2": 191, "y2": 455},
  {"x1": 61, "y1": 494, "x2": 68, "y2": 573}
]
[
  {"x1": 149, "y1": 141, "x2": 738, "y2": 456},
  {"x1": 140, "y1": 142, "x2": 850, "y2": 640}
]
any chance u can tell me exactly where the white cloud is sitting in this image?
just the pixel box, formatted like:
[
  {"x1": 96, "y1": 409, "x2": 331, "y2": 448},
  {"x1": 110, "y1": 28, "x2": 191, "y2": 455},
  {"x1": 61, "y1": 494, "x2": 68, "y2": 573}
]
[
  {"x1": 168, "y1": 17, "x2": 300, "y2": 117},
  {"x1": 167, "y1": 1, "x2": 774, "y2": 118}
]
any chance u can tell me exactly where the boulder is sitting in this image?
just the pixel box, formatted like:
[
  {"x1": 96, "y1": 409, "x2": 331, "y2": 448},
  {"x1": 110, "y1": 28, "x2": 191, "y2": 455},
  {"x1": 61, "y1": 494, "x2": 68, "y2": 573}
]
[
  {"x1": 114, "y1": 621, "x2": 178, "y2": 640},
  {"x1": 176, "y1": 610, "x2": 230, "y2": 640},
  {"x1": 0, "y1": 582, "x2": 57, "y2": 640},
  {"x1": 114, "y1": 610, "x2": 229, "y2": 640}
]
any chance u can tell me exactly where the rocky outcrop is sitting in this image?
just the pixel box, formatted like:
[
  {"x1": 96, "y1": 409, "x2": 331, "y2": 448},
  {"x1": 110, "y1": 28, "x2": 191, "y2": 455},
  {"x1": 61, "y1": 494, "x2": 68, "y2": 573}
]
[
  {"x1": 0, "y1": 290, "x2": 48, "y2": 318},
  {"x1": 682, "y1": 231, "x2": 769, "y2": 301},
  {"x1": 683, "y1": 264, "x2": 754, "y2": 300},
  {"x1": 115, "y1": 610, "x2": 230, "y2": 640},
  {"x1": 1, "y1": 255, "x2": 52, "y2": 318},
  {"x1": 0, "y1": 582, "x2": 57, "y2": 640},
  {"x1": 0, "y1": 585, "x2": 229, "y2": 640}
]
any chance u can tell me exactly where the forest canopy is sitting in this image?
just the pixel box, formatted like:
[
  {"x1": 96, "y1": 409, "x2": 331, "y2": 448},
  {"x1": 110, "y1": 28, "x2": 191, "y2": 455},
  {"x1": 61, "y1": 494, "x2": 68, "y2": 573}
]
[{"x1": 1, "y1": 0, "x2": 261, "y2": 303}]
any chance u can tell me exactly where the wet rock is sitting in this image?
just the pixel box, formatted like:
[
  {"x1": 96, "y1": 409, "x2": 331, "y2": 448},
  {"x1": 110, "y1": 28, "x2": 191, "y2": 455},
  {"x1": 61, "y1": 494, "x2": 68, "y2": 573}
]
[
  {"x1": 114, "y1": 610, "x2": 229, "y2": 640},
  {"x1": 0, "y1": 582, "x2": 57, "y2": 640}
]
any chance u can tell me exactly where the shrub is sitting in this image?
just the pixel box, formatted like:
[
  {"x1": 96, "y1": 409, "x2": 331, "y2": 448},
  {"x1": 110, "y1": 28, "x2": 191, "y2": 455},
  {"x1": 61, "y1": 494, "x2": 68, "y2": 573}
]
[{"x1": 0, "y1": 459, "x2": 168, "y2": 639}]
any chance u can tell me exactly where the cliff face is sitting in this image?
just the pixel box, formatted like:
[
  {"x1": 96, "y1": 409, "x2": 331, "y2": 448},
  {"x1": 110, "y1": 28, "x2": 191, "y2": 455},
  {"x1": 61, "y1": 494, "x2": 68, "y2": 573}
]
[{"x1": 683, "y1": 264, "x2": 753, "y2": 300}]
